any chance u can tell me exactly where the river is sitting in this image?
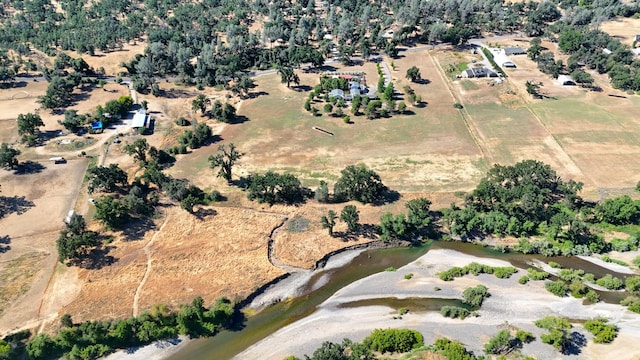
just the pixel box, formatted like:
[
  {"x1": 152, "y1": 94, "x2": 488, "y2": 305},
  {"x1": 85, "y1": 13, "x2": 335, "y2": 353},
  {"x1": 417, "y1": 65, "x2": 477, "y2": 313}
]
[{"x1": 168, "y1": 240, "x2": 632, "y2": 360}]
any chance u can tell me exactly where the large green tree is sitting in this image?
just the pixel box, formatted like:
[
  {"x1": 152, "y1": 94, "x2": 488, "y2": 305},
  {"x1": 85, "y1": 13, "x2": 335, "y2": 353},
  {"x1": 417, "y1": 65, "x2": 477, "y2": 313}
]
[
  {"x1": 208, "y1": 143, "x2": 243, "y2": 183},
  {"x1": 406, "y1": 66, "x2": 421, "y2": 82},
  {"x1": 57, "y1": 214, "x2": 100, "y2": 264},
  {"x1": 87, "y1": 164, "x2": 128, "y2": 193},
  {"x1": 247, "y1": 171, "x2": 306, "y2": 205},
  {"x1": 94, "y1": 196, "x2": 130, "y2": 230},
  {"x1": 0, "y1": 143, "x2": 20, "y2": 169},
  {"x1": 124, "y1": 138, "x2": 149, "y2": 165},
  {"x1": 334, "y1": 164, "x2": 387, "y2": 204},
  {"x1": 277, "y1": 66, "x2": 300, "y2": 88},
  {"x1": 17, "y1": 113, "x2": 44, "y2": 146}
]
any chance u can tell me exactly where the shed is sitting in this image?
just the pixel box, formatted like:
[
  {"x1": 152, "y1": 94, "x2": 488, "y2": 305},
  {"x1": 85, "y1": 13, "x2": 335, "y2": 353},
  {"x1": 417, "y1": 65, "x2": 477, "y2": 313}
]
[
  {"x1": 635, "y1": 35, "x2": 640, "y2": 42},
  {"x1": 603, "y1": 48, "x2": 612, "y2": 55},
  {"x1": 502, "y1": 61, "x2": 516, "y2": 68},
  {"x1": 65, "y1": 210, "x2": 75, "y2": 224},
  {"x1": 49, "y1": 156, "x2": 66, "y2": 164},
  {"x1": 557, "y1": 75, "x2": 575, "y2": 86},
  {"x1": 131, "y1": 109, "x2": 150, "y2": 129},
  {"x1": 632, "y1": 48, "x2": 640, "y2": 56},
  {"x1": 504, "y1": 47, "x2": 526, "y2": 55}
]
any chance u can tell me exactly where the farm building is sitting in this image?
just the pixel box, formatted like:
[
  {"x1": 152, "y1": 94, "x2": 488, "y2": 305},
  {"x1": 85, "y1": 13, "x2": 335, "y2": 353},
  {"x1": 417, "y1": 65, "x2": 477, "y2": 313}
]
[
  {"x1": 131, "y1": 109, "x2": 150, "y2": 129},
  {"x1": 504, "y1": 47, "x2": 526, "y2": 55},
  {"x1": 557, "y1": 75, "x2": 575, "y2": 86},
  {"x1": 461, "y1": 67, "x2": 498, "y2": 78}
]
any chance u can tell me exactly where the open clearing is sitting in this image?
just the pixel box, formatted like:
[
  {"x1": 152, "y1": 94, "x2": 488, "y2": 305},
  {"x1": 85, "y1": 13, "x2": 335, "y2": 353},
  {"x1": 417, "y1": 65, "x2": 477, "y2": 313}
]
[{"x1": 600, "y1": 17, "x2": 640, "y2": 47}]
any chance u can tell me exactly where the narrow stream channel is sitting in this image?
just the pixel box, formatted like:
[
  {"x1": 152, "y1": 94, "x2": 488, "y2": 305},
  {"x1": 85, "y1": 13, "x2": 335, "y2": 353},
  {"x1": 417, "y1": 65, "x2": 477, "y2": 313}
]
[{"x1": 168, "y1": 240, "x2": 632, "y2": 360}]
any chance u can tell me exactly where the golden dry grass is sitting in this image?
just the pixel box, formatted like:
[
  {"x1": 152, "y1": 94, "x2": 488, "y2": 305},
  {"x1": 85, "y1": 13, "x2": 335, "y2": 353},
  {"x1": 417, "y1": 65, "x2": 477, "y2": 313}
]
[{"x1": 0, "y1": 252, "x2": 48, "y2": 316}]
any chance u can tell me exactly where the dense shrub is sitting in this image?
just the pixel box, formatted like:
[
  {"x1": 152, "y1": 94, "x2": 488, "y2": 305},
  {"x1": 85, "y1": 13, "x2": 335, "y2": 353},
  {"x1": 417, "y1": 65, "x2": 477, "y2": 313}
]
[
  {"x1": 596, "y1": 274, "x2": 624, "y2": 290},
  {"x1": 527, "y1": 268, "x2": 550, "y2": 280},
  {"x1": 362, "y1": 328, "x2": 424, "y2": 354},
  {"x1": 462, "y1": 285, "x2": 490, "y2": 307},
  {"x1": 545, "y1": 280, "x2": 569, "y2": 297},
  {"x1": 440, "y1": 306, "x2": 470, "y2": 319},
  {"x1": 584, "y1": 318, "x2": 618, "y2": 343}
]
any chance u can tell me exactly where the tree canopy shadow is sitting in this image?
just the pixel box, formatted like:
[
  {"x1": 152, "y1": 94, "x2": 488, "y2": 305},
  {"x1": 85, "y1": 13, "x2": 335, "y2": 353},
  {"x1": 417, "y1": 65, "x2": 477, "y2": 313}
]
[
  {"x1": 14, "y1": 161, "x2": 46, "y2": 175},
  {"x1": 0, "y1": 235, "x2": 10, "y2": 253},
  {"x1": 563, "y1": 331, "x2": 587, "y2": 355},
  {"x1": 292, "y1": 85, "x2": 312, "y2": 92},
  {"x1": 334, "y1": 224, "x2": 379, "y2": 241},
  {"x1": 0, "y1": 195, "x2": 35, "y2": 218},
  {"x1": 72, "y1": 245, "x2": 117, "y2": 269},
  {"x1": 372, "y1": 189, "x2": 401, "y2": 206},
  {"x1": 228, "y1": 115, "x2": 249, "y2": 125},
  {"x1": 193, "y1": 207, "x2": 217, "y2": 221},
  {"x1": 248, "y1": 91, "x2": 268, "y2": 99},
  {"x1": 120, "y1": 217, "x2": 157, "y2": 241}
]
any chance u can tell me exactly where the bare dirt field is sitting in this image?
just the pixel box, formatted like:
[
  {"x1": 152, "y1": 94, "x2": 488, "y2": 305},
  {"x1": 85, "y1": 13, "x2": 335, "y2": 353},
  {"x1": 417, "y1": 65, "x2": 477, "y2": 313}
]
[{"x1": 0, "y1": 158, "x2": 88, "y2": 334}]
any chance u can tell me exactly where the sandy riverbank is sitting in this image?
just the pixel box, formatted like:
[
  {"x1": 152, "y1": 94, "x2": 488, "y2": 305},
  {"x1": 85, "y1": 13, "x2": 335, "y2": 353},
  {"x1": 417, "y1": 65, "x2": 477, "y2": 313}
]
[
  {"x1": 102, "y1": 337, "x2": 189, "y2": 360},
  {"x1": 236, "y1": 249, "x2": 640, "y2": 360}
]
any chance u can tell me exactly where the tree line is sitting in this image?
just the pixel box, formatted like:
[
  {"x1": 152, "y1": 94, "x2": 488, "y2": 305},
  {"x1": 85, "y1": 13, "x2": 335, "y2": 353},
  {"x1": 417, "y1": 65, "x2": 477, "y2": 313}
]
[{"x1": 0, "y1": 296, "x2": 237, "y2": 360}]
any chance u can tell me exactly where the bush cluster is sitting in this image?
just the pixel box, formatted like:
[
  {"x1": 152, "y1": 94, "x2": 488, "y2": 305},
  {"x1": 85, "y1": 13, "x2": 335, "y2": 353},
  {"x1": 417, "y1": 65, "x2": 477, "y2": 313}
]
[
  {"x1": 362, "y1": 328, "x2": 424, "y2": 354},
  {"x1": 438, "y1": 262, "x2": 517, "y2": 281}
]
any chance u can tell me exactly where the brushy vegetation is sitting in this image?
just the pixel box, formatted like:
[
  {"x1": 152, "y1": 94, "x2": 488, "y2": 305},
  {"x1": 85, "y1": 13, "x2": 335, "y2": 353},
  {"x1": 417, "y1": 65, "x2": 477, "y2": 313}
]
[
  {"x1": 440, "y1": 306, "x2": 471, "y2": 319},
  {"x1": 438, "y1": 262, "x2": 517, "y2": 281},
  {"x1": 527, "y1": 268, "x2": 550, "y2": 280},
  {"x1": 363, "y1": 328, "x2": 424, "y2": 354},
  {"x1": 545, "y1": 280, "x2": 569, "y2": 297},
  {"x1": 535, "y1": 316, "x2": 573, "y2": 353},
  {"x1": 584, "y1": 318, "x2": 618, "y2": 344},
  {"x1": 462, "y1": 285, "x2": 490, "y2": 307}
]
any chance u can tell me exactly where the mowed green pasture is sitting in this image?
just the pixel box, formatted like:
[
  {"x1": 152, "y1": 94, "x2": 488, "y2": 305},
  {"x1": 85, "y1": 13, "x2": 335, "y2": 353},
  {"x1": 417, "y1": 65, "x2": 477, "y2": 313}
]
[{"x1": 171, "y1": 73, "x2": 486, "y2": 192}]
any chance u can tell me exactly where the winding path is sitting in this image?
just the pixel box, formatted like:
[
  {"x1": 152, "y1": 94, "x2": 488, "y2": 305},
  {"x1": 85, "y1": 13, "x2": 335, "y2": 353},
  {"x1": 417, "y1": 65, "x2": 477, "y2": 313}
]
[
  {"x1": 266, "y1": 215, "x2": 307, "y2": 273},
  {"x1": 132, "y1": 212, "x2": 170, "y2": 317}
]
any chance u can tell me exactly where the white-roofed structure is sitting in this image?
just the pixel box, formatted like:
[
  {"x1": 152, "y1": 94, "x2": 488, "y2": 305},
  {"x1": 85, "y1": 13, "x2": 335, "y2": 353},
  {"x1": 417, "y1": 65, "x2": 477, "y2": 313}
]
[{"x1": 131, "y1": 109, "x2": 150, "y2": 129}]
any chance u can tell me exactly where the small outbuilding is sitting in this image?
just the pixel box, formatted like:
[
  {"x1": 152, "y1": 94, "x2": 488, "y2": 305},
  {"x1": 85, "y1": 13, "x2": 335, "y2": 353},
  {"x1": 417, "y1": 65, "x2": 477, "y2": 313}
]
[
  {"x1": 557, "y1": 75, "x2": 575, "y2": 86},
  {"x1": 504, "y1": 47, "x2": 526, "y2": 55},
  {"x1": 502, "y1": 61, "x2": 516, "y2": 68},
  {"x1": 49, "y1": 156, "x2": 66, "y2": 164},
  {"x1": 131, "y1": 109, "x2": 150, "y2": 129}
]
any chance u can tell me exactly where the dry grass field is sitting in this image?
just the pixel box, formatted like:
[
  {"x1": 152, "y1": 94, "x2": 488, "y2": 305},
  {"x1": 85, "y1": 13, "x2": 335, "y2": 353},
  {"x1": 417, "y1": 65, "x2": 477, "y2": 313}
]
[{"x1": 600, "y1": 17, "x2": 640, "y2": 47}]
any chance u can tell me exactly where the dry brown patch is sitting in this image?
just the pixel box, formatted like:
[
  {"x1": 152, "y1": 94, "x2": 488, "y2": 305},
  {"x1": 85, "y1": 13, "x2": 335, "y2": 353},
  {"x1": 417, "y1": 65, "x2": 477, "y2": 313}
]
[
  {"x1": 0, "y1": 252, "x2": 48, "y2": 316},
  {"x1": 600, "y1": 17, "x2": 640, "y2": 47}
]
